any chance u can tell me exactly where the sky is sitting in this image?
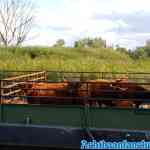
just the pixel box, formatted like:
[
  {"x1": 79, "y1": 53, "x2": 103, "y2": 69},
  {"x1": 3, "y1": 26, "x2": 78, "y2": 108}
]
[{"x1": 25, "y1": 0, "x2": 150, "y2": 49}]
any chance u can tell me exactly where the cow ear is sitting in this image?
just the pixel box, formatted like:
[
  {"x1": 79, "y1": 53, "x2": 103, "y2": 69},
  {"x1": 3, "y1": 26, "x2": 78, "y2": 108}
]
[
  {"x1": 116, "y1": 79, "x2": 121, "y2": 82},
  {"x1": 63, "y1": 79, "x2": 68, "y2": 82}
]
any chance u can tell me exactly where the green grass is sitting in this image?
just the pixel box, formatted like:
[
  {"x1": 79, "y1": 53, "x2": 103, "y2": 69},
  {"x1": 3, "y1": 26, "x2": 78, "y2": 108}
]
[{"x1": 0, "y1": 46, "x2": 150, "y2": 73}]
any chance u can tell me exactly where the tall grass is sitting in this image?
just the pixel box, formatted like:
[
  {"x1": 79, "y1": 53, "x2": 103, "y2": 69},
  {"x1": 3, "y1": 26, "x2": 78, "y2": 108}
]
[{"x1": 0, "y1": 46, "x2": 150, "y2": 72}]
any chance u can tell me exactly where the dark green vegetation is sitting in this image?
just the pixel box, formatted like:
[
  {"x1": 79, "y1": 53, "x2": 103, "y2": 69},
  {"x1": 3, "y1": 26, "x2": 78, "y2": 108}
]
[{"x1": 0, "y1": 45, "x2": 150, "y2": 72}]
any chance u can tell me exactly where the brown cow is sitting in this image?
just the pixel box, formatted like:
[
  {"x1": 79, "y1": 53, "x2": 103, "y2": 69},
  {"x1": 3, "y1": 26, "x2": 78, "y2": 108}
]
[
  {"x1": 2, "y1": 97, "x2": 28, "y2": 104},
  {"x1": 28, "y1": 82, "x2": 69, "y2": 95},
  {"x1": 23, "y1": 78, "x2": 150, "y2": 108},
  {"x1": 77, "y1": 79, "x2": 116, "y2": 107},
  {"x1": 139, "y1": 103, "x2": 150, "y2": 109},
  {"x1": 113, "y1": 78, "x2": 150, "y2": 107},
  {"x1": 25, "y1": 81, "x2": 86, "y2": 105},
  {"x1": 114, "y1": 100, "x2": 135, "y2": 108},
  {"x1": 26, "y1": 82, "x2": 70, "y2": 104},
  {"x1": 77, "y1": 78, "x2": 145, "y2": 108}
]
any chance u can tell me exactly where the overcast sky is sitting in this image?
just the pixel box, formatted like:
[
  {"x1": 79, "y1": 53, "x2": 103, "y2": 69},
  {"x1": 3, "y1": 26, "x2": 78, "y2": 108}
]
[{"x1": 25, "y1": 0, "x2": 150, "y2": 49}]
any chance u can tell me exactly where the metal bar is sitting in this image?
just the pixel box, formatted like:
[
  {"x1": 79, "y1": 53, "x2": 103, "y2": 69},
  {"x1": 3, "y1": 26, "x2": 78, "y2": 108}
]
[
  {"x1": 2, "y1": 89, "x2": 22, "y2": 96},
  {"x1": 1, "y1": 70, "x2": 150, "y2": 75},
  {"x1": 2, "y1": 82, "x2": 25, "y2": 89},
  {"x1": 4, "y1": 87, "x2": 150, "y2": 94},
  {"x1": 2, "y1": 80, "x2": 150, "y2": 85},
  {"x1": 3, "y1": 71, "x2": 46, "y2": 81},
  {"x1": 89, "y1": 127, "x2": 150, "y2": 134},
  {"x1": 0, "y1": 71, "x2": 47, "y2": 97},
  {"x1": 0, "y1": 81, "x2": 3, "y2": 97},
  {"x1": 2, "y1": 70, "x2": 150, "y2": 73},
  {"x1": 0, "y1": 80, "x2": 4, "y2": 123},
  {"x1": 0, "y1": 79, "x2": 2, "y2": 122},
  {"x1": 1, "y1": 95, "x2": 150, "y2": 102},
  {"x1": 29, "y1": 77, "x2": 46, "y2": 81}
]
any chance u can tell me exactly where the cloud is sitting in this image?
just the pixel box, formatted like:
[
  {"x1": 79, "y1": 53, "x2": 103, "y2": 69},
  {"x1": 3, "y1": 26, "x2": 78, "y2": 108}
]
[
  {"x1": 90, "y1": 10, "x2": 150, "y2": 48},
  {"x1": 48, "y1": 26, "x2": 72, "y2": 32},
  {"x1": 92, "y1": 11, "x2": 150, "y2": 34},
  {"x1": 26, "y1": 0, "x2": 150, "y2": 49}
]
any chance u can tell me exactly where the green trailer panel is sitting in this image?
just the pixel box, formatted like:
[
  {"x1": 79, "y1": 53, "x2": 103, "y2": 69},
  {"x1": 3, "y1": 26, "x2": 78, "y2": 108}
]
[
  {"x1": 0, "y1": 105, "x2": 84, "y2": 128},
  {"x1": 89, "y1": 107, "x2": 150, "y2": 130},
  {"x1": 0, "y1": 104, "x2": 150, "y2": 130},
  {"x1": 0, "y1": 105, "x2": 2, "y2": 122}
]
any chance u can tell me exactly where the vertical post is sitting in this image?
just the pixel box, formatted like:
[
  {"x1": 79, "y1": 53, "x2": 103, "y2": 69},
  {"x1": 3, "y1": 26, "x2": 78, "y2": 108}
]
[
  {"x1": 82, "y1": 104, "x2": 90, "y2": 131},
  {"x1": 0, "y1": 80, "x2": 3, "y2": 98},
  {"x1": 0, "y1": 79, "x2": 1, "y2": 122},
  {"x1": 81, "y1": 103, "x2": 95, "y2": 139},
  {"x1": 98, "y1": 72, "x2": 100, "y2": 79},
  {"x1": 0, "y1": 79, "x2": 4, "y2": 123},
  {"x1": 0, "y1": 81, "x2": 1, "y2": 99},
  {"x1": 44, "y1": 71, "x2": 48, "y2": 81},
  {"x1": 102, "y1": 72, "x2": 104, "y2": 79}
]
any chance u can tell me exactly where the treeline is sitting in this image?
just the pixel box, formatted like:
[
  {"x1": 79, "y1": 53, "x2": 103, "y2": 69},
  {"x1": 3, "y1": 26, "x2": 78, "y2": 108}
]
[
  {"x1": 115, "y1": 40, "x2": 150, "y2": 59},
  {"x1": 53, "y1": 37, "x2": 106, "y2": 48},
  {"x1": 53, "y1": 37, "x2": 150, "y2": 59},
  {"x1": 1, "y1": 35, "x2": 150, "y2": 60},
  {"x1": 130, "y1": 46, "x2": 150, "y2": 59}
]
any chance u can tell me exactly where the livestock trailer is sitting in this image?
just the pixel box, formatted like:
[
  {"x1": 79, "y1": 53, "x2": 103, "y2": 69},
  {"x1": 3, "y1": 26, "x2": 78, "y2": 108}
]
[{"x1": 1, "y1": 70, "x2": 150, "y2": 149}]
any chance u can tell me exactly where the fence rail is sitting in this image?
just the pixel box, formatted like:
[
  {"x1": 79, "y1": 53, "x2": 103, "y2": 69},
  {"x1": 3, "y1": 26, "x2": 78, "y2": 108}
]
[
  {"x1": 1, "y1": 70, "x2": 150, "y2": 80},
  {"x1": 0, "y1": 71, "x2": 47, "y2": 98}
]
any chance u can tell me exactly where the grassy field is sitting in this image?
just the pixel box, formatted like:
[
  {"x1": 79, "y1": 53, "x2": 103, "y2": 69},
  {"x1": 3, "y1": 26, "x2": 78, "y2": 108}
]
[{"x1": 0, "y1": 46, "x2": 150, "y2": 73}]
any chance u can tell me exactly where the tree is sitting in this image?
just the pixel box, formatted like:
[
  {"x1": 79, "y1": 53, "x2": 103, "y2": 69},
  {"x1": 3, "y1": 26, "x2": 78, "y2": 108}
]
[
  {"x1": 0, "y1": 0, "x2": 35, "y2": 47},
  {"x1": 116, "y1": 45, "x2": 128, "y2": 54},
  {"x1": 146, "y1": 39, "x2": 150, "y2": 47},
  {"x1": 132, "y1": 47, "x2": 147, "y2": 58},
  {"x1": 74, "y1": 40, "x2": 85, "y2": 48},
  {"x1": 74, "y1": 37, "x2": 106, "y2": 48},
  {"x1": 54, "y1": 39, "x2": 65, "y2": 47},
  {"x1": 142, "y1": 47, "x2": 150, "y2": 57},
  {"x1": 91, "y1": 38, "x2": 106, "y2": 48}
]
